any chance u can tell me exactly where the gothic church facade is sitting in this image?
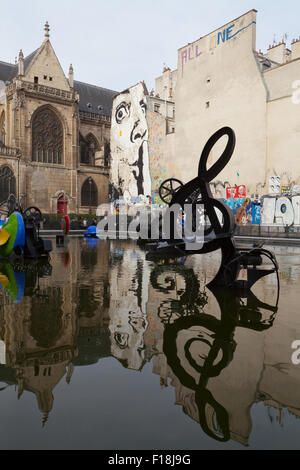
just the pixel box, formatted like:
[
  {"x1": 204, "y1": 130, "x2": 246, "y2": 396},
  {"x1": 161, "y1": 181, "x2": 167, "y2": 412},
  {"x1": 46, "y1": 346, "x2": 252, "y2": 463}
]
[{"x1": 0, "y1": 22, "x2": 116, "y2": 214}]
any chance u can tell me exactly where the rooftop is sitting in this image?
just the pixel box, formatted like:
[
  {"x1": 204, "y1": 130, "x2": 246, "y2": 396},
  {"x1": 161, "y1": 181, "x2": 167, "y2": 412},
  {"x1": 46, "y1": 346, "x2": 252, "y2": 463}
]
[{"x1": 0, "y1": 50, "x2": 117, "y2": 117}]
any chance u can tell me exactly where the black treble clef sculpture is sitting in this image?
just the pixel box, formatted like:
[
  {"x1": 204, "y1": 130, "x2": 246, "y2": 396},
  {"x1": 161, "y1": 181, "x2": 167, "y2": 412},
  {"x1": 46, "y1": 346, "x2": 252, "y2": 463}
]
[{"x1": 146, "y1": 127, "x2": 279, "y2": 290}]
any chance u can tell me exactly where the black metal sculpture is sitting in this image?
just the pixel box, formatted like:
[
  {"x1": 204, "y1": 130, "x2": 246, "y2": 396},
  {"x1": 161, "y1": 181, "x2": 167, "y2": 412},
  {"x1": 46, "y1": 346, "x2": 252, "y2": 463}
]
[
  {"x1": 22, "y1": 206, "x2": 52, "y2": 258},
  {"x1": 0, "y1": 195, "x2": 52, "y2": 259},
  {"x1": 146, "y1": 127, "x2": 278, "y2": 289}
]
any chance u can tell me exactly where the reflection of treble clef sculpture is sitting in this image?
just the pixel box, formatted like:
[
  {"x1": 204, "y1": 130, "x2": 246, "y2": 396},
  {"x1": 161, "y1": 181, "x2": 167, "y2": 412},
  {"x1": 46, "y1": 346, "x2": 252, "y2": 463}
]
[
  {"x1": 146, "y1": 127, "x2": 279, "y2": 289},
  {"x1": 152, "y1": 262, "x2": 280, "y2": 442},
  {"x1": 150, "y1": 264, "x2": 208, "y2": 322},
  {"x1": 163, "y1": 314, "x2": 233, "y2": 442}
]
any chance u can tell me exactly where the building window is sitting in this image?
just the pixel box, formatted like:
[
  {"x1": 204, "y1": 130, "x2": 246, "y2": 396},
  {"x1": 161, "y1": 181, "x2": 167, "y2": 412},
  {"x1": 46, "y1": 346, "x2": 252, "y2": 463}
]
[
  {"x1": 32, "y1": 108, "x2": 63, "y2": 164},
  {"x1": 80, "y1": 133, "x2": 99, "y2": 166},
  {"x1": 154, "y1": 104, "x2": 160, "y2": 113},
  {"x1": 34, "y1": 76, "x2": 39, "y2": 84},
  {"x1": 206, "y1": 101, "x2": 210, "y2": 108},
  {"x1": 81, "y1": 178, "x2": 98, "y2": 207},
  {"x1": 0, "y1": 166, "x2": 16, "y2": 202}
]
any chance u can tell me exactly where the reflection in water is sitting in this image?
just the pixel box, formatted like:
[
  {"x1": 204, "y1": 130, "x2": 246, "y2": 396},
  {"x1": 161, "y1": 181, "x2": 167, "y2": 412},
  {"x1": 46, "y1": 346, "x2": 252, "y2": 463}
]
[
  {"x1": 148, "y1": 257, "x2": 281, "y2": 446},
  {"x1": 0, "y1": 239, "x2": 300, "y2": 449},
  {"x1": 160, "y1": 278, "x2": 278, "y2": 442},
  {"x1": 30, "y1": 287, "x2": 63, "y2": 349},
  {"x1": 108, "y1": 248, "x2": 149, "y2": 370}
]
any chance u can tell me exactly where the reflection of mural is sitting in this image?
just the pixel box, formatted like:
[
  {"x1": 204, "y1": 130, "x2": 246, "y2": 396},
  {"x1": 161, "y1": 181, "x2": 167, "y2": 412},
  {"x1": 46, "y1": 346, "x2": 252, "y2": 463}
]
[
  {"x1": 110, "y1": 82, "x2": 151, "y2": 201},
  {"x1": 108, "y1": 246, "x2": 150, "y2": 370}
]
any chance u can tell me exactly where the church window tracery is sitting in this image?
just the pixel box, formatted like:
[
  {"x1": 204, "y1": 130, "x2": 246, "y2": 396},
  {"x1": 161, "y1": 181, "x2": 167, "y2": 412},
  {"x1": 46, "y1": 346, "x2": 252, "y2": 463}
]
[
  {"x1": 81, "y1": 178, "x2": 98, "y2": 206},
  {"x1": 80, "y1": 133, "x2": 99, "y2": 166},
  {"x1": 32, "y1": 108, "x2": 63, "y2": 164},
  {"x1": 0, "y1": 166, "x2": 16, "y2": 203}
]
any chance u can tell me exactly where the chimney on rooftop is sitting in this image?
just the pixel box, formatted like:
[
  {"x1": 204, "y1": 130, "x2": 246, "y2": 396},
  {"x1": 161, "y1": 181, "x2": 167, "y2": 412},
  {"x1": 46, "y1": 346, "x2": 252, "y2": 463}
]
[
  {"x1": 266, "y1": 41, "x2": 286, "y2": 64},
  {"x1": 292, "y1": 37, "x2": 300, "y2": 61}
]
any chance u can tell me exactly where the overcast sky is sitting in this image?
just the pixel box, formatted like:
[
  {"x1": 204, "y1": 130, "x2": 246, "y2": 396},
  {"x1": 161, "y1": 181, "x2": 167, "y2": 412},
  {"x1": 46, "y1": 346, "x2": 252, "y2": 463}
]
[{"x1": 1, "y1": 0, "x2": 299, "y2": 92}]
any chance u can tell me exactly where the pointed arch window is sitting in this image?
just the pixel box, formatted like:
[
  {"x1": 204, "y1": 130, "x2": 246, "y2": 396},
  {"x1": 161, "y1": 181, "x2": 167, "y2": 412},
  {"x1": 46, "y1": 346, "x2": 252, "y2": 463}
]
[
  {"x1": 32, "y1": 108, "x2": 63, "y2": 164},
  {"x1": 80, "y1": 133, "x2": 99, "y2": 166},
  {"x1": 81, "y1": 178, "x2": 98, "y2": 207},
  {"x1": 0, "y1": 166, "x2": 16, "y2": 203},
  {"x1": 104, "y1": 141, "x2": 110, "y2": 167}
]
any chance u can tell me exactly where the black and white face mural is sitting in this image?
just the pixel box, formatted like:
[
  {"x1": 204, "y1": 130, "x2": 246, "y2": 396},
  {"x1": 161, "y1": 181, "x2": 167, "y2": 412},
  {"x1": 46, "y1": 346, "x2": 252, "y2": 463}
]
[
  {"x1": 108, "y1": 249, "x2": 149, "y2": 371},
  {"x1": 110, "y1": 82, "x2": 151, "y2": 201}
]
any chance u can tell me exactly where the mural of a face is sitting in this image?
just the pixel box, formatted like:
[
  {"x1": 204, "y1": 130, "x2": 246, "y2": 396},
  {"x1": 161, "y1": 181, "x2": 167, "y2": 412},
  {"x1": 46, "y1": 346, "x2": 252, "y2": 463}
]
[{"x1": 110, "y1": 82, "x2": 151, "y2": 200}]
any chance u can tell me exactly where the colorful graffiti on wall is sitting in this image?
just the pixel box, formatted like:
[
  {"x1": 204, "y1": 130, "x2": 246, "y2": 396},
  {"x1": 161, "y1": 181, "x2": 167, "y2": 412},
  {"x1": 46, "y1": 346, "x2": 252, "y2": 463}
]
[
  {"x1": 147, "y1": 110, "x2": 167, "y2": 195},
  {"x1": 223, "y1": 186, "x2": 300, "y2": 227},
  {"x1": 181, "y1": 18, "x2": 257, "y2": 76},
  {"x1": 225, "y1": 196, "x2": 261, "y2": 225},
  {"x1": 226, "y1": 185, "x2": 246, "y2": 200},
  {"x1": 261, "y1": 195, "x2": 300, "y2": 226}
]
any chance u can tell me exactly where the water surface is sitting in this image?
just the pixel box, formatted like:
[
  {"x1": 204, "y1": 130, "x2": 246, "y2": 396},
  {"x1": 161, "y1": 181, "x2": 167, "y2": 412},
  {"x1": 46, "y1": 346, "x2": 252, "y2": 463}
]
[{"x1": 0, "y1": 238, "x2": 299, "y2": 450}]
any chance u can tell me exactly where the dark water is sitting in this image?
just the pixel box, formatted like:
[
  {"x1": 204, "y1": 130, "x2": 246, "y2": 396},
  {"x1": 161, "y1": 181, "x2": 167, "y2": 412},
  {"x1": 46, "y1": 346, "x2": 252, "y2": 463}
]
[{"x1": 0, "y1": 237, "x2": 299, "y2": 450}]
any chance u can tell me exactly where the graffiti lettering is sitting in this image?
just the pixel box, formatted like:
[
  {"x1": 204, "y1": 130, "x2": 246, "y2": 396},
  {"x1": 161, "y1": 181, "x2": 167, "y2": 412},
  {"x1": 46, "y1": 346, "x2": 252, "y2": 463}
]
[
  {"x1": 181, "y1": 45, "x2": 202, "y2": 75},
  {"x1": 261, "y1": 196, "x2": 300, "y2": 226},
  {"x1": 209, "y1": 21, "x2": 256, "y2": 50}
]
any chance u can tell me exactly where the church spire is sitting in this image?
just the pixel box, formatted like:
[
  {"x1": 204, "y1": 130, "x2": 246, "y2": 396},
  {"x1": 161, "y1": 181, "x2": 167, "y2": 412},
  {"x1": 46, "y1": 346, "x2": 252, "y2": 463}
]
[
  {"x1": 68, "y1": 64, "x2": 74, "y2": 88},
  {"x1": 18, "y1": 49, "x2": 24, "y2": 76},
  {"x1": 44, "y1": 21, "x2": 50, "y2": 39}
]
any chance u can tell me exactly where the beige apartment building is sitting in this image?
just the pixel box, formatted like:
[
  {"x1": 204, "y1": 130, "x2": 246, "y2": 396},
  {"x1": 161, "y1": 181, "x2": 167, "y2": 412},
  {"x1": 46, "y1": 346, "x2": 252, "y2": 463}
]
[{"x1": 155, "y1": 9, "x2": 300, "y2": 199}]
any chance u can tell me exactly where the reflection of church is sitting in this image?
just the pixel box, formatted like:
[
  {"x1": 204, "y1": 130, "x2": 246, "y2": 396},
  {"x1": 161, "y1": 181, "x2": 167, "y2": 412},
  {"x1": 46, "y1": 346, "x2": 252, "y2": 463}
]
[
  {"x1": 0, "y1": 238, "x2": 111, "y2": 425},
  {"x1": 0, "y1": 22, "x2": 116, "y2": 214}
]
